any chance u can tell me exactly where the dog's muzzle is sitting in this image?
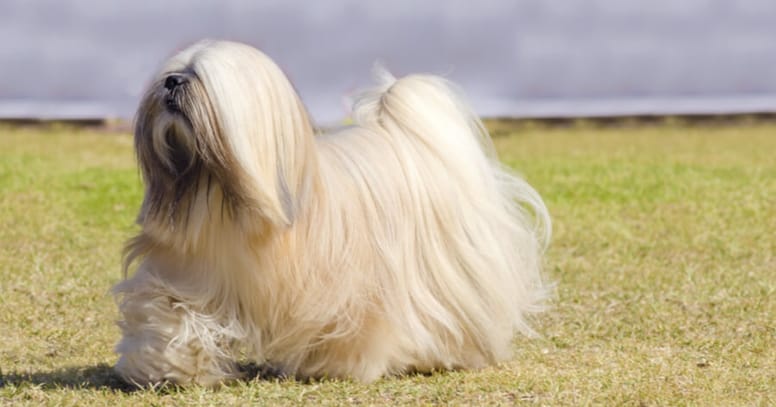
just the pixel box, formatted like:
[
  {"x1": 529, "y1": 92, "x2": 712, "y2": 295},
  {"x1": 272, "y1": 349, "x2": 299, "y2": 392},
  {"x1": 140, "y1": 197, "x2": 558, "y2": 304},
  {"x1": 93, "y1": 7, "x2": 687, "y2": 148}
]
[{"x1": 164, "y1": 74, "x2": 188, "y2": 112}]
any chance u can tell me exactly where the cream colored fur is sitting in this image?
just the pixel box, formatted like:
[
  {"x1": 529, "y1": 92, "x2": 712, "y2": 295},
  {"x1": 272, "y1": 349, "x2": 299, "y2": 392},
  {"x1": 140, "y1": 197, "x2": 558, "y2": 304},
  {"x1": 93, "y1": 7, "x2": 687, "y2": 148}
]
[{"x1": 114, "y1": 40, "x2": 551, "y2": 386}]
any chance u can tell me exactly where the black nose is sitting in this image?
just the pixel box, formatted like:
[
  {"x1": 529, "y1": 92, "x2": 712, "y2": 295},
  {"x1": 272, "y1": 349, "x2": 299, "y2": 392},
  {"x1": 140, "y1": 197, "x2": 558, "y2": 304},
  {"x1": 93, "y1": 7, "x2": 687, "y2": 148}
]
[{"x1": 164, "y1": 74, "x2": 187, "y2": 90}]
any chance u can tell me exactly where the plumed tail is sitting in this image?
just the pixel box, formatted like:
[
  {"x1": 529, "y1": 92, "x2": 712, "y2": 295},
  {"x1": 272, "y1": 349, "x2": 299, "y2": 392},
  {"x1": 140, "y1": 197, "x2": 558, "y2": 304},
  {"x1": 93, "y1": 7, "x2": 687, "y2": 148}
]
[{"x1": 352, "y1": 69, "x2": 551, "y2": 250}]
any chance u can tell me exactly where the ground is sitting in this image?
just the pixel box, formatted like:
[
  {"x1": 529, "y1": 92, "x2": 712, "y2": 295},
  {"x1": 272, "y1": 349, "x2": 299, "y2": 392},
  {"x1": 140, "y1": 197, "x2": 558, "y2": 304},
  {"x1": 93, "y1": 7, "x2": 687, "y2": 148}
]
[{"x1": 0, "y1": 122, "x2": 774, "y2": 405}]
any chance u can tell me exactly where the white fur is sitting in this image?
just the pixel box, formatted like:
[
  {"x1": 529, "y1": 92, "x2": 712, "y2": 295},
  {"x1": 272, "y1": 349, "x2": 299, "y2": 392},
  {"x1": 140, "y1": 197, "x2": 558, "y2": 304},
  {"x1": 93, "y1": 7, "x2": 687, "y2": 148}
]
[{"x1": 114, "y1": 40, "x2": 551, "y2": 386}]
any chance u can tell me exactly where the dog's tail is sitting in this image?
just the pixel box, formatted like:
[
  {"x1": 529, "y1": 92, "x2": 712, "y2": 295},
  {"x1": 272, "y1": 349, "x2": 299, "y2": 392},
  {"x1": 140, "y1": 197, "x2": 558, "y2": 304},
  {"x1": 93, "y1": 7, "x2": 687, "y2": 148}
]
[
  {"x1": 350, "y1": 68, "x2": 552, "y2": 341},
  {"x1": 351, "y1": 67, "x2": 551, "y2": 249}
]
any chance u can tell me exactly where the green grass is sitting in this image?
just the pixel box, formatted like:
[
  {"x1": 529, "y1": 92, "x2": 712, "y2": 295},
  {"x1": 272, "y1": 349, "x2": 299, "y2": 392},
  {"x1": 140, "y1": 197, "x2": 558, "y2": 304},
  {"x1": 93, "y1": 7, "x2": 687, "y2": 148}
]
[{"x1": 1, "y1": 123, "x2": 774, "y2": 405}]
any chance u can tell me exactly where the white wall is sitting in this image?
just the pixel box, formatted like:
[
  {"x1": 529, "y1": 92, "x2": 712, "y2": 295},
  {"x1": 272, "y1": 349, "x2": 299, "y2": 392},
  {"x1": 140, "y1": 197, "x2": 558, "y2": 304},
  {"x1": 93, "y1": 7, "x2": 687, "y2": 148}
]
[{"x1": 2, "y1": 0, "x2": 776, "y2": 122}]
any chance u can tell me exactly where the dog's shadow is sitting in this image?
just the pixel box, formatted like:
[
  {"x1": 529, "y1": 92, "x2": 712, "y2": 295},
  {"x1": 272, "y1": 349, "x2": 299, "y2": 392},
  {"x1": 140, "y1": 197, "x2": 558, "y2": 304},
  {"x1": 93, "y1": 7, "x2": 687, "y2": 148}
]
[
  {"x1": 1, "y1": 364, "x2": 136, "y2": 393},
  {"x1": 0, "y1": 363, "x2": 287, "y2": 393}
]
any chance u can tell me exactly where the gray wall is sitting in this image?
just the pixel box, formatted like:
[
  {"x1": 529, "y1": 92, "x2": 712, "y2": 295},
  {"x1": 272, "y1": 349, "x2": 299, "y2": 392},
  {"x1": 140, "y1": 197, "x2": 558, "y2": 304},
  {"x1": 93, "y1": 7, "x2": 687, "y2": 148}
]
[{"x1": 2, "y1": 0, "x2": 776, "y2": 122}]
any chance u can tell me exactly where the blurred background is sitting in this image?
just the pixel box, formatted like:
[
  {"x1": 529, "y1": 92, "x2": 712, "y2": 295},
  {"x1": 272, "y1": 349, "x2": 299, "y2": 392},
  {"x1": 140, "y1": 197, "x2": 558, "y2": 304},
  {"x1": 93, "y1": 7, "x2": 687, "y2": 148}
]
[{"x1": 1, "y1": 0, "x2": 776, "y2": 124}]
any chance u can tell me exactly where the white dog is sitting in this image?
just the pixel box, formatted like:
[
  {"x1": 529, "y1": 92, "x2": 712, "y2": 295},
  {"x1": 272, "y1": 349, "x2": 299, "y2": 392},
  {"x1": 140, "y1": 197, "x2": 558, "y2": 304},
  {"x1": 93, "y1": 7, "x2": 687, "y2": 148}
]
[{"x1": 114, "y1": 40, "x2": 551, "y2": 386}]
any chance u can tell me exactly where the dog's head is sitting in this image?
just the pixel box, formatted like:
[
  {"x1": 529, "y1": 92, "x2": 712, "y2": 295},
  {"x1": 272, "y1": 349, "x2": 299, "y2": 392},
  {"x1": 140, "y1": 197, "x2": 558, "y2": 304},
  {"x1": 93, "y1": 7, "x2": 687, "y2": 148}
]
[{"x1": 134, "y1": 40, "x2": 314, "y2": 231}]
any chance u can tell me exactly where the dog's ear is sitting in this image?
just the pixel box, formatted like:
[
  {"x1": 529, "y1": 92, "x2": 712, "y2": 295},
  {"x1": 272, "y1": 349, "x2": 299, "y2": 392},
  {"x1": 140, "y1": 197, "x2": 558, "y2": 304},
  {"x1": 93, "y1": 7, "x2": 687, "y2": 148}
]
[
  {"x1": 235, "y1": 79, "x2": 314, "y2": 228},
  {"x1": 192, "y1": 41, "x2": 316, "y2": 228}
]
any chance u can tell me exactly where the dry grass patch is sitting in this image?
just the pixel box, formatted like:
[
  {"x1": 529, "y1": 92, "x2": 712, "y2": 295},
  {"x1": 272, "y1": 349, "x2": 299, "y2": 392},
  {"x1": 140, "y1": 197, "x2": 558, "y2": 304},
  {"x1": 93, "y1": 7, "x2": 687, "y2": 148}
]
[{"x1": 1, "y1": 123, "x2": 774, "y2": 405}]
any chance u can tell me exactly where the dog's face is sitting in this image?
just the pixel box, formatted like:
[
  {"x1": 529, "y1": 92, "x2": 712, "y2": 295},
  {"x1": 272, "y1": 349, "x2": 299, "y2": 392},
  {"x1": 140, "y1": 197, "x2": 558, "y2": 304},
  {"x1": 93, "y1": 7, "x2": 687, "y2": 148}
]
[
  {"x1": 135, "y1": 42, "x2": 252, "y2": 225},
  {"x1": 133, "y1": 41, "x2": 315, "y2": 232}
]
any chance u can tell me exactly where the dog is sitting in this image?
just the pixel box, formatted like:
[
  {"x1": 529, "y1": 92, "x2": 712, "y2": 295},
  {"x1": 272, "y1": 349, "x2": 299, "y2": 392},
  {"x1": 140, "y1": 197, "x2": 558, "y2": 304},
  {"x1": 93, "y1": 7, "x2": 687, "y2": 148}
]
[{"x1": 114, "y1": 40, "x2": 551, "y2": 386}]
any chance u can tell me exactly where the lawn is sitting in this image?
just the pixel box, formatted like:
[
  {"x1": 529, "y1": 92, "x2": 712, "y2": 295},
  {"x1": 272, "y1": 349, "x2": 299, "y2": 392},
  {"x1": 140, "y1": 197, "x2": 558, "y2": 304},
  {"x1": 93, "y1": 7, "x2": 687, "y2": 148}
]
[{"x1": 1, "y1": 122, "x2": 774, "y2": 405}]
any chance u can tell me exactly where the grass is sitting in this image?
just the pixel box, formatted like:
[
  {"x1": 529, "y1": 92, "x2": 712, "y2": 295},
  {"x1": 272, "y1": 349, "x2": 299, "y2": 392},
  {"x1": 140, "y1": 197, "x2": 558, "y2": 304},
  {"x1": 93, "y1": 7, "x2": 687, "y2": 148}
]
[{"x1": 1, "y1": 122, "x2": 774, "y2": 405}]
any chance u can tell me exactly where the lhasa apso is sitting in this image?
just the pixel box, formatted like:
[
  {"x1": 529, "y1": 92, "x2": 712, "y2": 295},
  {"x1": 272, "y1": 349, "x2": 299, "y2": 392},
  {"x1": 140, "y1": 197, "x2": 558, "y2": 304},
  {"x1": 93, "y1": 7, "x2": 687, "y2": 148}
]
[{"x1": 114, "y1": 40, "x2": 551, "y2": 386}]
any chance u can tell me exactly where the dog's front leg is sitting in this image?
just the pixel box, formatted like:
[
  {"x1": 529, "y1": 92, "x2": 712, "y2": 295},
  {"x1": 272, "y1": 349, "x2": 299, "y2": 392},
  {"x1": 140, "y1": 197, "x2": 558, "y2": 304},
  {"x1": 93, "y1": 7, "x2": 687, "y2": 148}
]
[{"x1": 113, "y1": 268, "x2": 239, "y2": 387}]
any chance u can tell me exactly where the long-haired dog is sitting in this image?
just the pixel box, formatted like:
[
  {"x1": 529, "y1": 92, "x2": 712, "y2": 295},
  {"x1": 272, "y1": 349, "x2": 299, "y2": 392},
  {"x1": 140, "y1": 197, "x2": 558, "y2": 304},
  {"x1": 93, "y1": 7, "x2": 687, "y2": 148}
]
[{"x1": 114, "y1": 40, "x2": 551, "y2": 386}]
